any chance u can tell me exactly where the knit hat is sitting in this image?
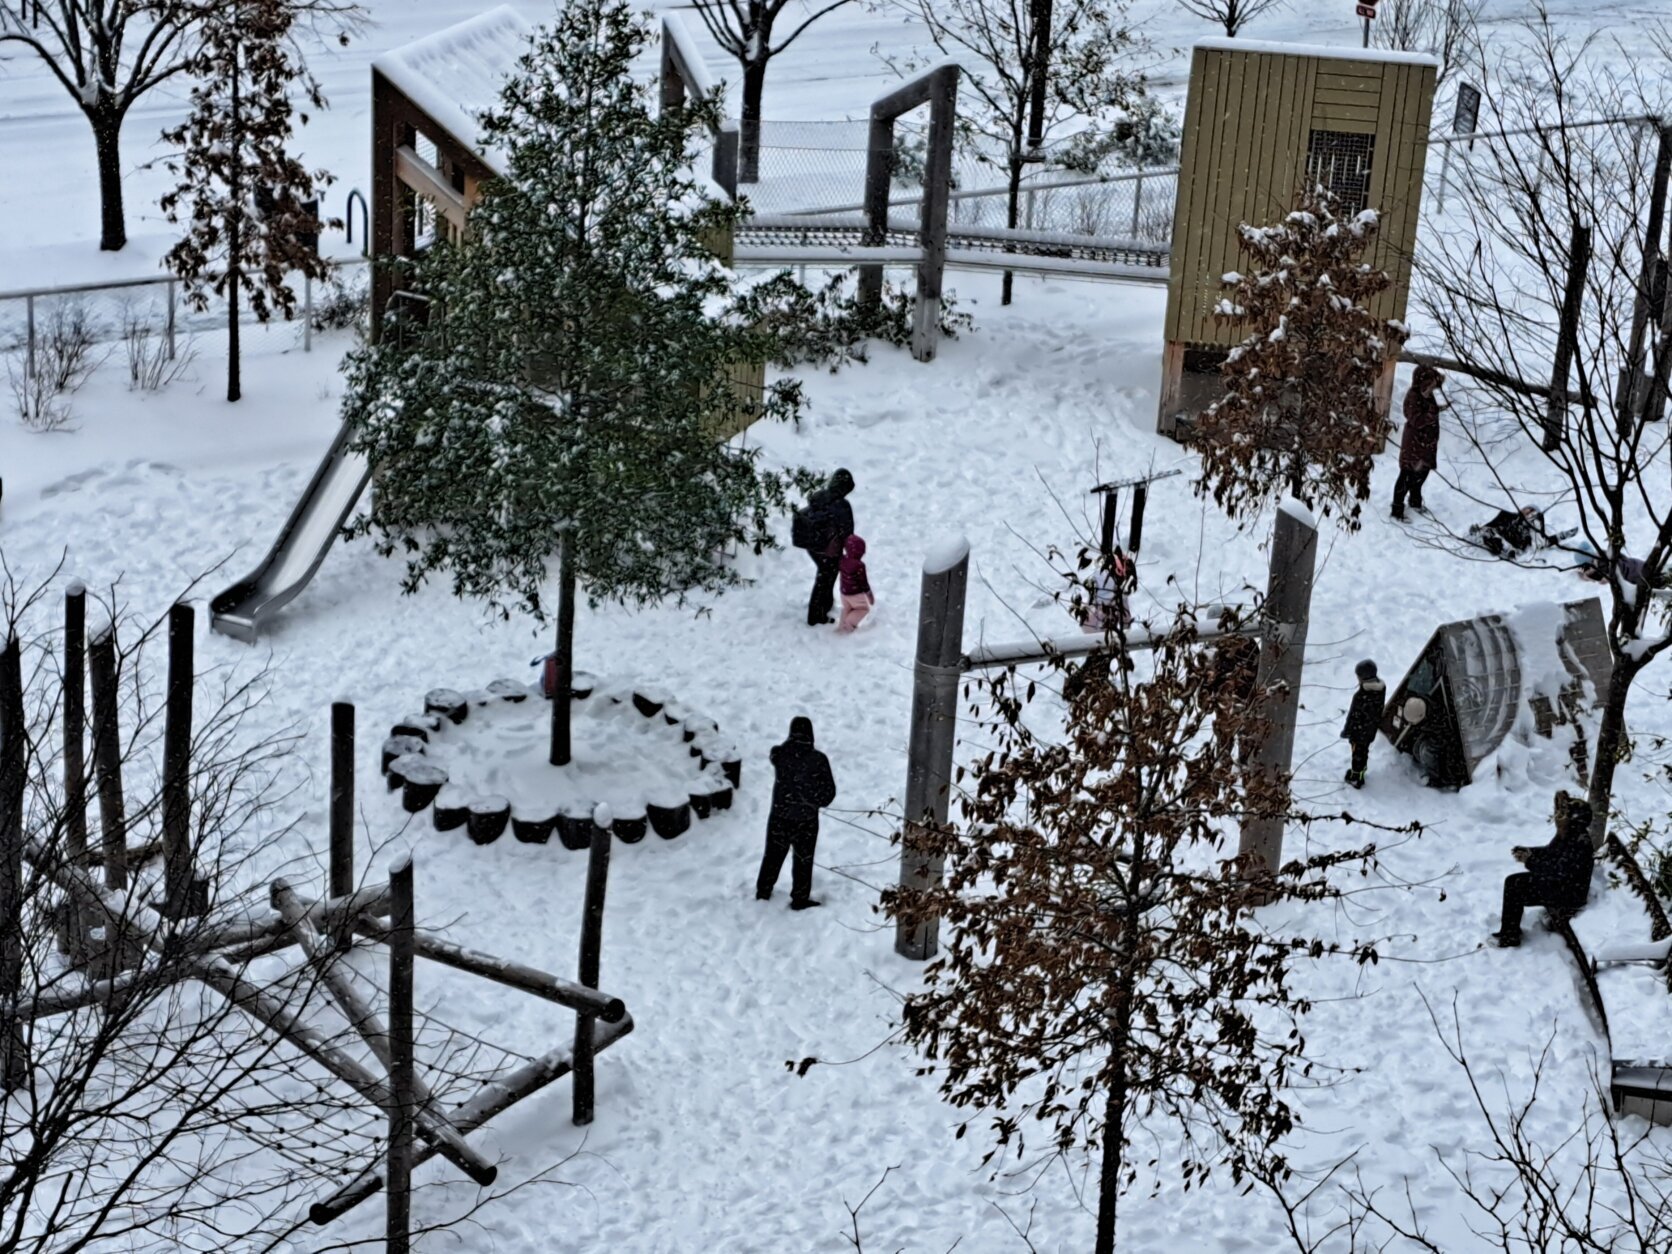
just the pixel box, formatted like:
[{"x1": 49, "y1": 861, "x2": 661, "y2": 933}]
[
  {"x1": 829, "y1": 468, "x2": 855, "y2": 498},
  {"x1": 1355, "y1": 659, "x2": 1378, "y2": 681}
]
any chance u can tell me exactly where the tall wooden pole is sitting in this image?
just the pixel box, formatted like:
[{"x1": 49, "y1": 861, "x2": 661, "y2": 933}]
[
  {"x1": 385, "y1": 855, "x2": 415, "y2": 1254},
  {"x1": 1619, "y1": 124, "x2": 1672, "y2": 432},
  {"x1": 329, "y1": 702, "x2": 354, "y2": 944},
  {"x1": 63, "y1": 582, "x2": 87, "y2": 860},
  {"x1": 1128, "y1": 483, "x2": 1150, "y2": 554},
  {"x1": 912, "y1": 67, "x2": 959, "y2": 364},
  {"x1": 895, "y1": 542, "x2": 971, "y2": 960},
  {"x1": 0, "y1": 636, "x2": 29, "y2": 1090},
  {"x1": 1099, "y1": 490, "x2": 1118, "y2": 565},
  {"x1": 1236, "y1": 505, "x2": 1318, "y2": 877},
  {"x1": 573, "y1": 803, "x2": 613, "y2": 1126},
  {"x1": 87, "y1": 626, "x2": 127, "y2": 893},
  {"x1": 858, "y1": 111, "x2": 895, "y2": 314},
  {"x1": 161, "y1": 602, "x2": 196, "y2": 917},
  {"x1": 1545, "y1": 222, "x2": 1592, "y2": 452}
]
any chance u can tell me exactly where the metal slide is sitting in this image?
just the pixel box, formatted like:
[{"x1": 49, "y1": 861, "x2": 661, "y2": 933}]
[{"x1": 210, "y1": 423, "x2": 371, "y2": 643}]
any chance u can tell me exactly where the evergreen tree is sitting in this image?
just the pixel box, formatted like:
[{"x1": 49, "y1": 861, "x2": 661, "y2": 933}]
[
  {"x1": 1193, "y1": 189, "x2": 1407, "y2": 531},
  {"x1": 160, "y1": 0, "x2": 336, "y2": 402},
  {"x1": 341, "y1": 0, "x2": 805, "y2": 766}
]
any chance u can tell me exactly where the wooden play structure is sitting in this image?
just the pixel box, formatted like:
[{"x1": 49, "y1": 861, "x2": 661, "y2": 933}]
[
  {"x1": 1157, "y1": 39, "x2": 1438, "y2": 437},
  {"x1": 893, "y1": 504, "x2": 1317, "y2": 959},
  {"x1": 368, "y1": 6, "x2": 763, "y2": 435},
  {"x1": 1, "y1": 591, "x2": 634, "y2": 1242},
  {"x1": 1380, "y1": 598, "x2": 1612, "y2": 788}
]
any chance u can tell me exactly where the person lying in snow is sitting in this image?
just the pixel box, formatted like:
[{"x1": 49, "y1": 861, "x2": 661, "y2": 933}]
[
  {"x1": 1467, "y1": 505, "x2": 1573, "y2": 557},
  {"x1": 1572, "y1": 540, "x2": 1668, "y2": 591},
  {"x1": 837, "y1": 535, "x2": 873, "y2": 633},
  {"x1": 1340, "y1": 659, "x2": 1385, "y2": 789},
  {"x1": 1491, "y1": 791, "x2": 1595, "y2": 948}
]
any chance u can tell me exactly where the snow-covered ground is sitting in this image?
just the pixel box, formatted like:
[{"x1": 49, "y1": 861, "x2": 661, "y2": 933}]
[{"x1": 5, "y1": 2, "x2": 1672, "y2": 1252}]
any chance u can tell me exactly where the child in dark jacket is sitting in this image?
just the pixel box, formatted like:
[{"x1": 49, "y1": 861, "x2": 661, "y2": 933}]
[
  {"x1": 837, "y1": 535, "x2": 873, "y2": 633},
  {"x1": 1340, "y1": 659, "x2": 1385, "y2": 789}
]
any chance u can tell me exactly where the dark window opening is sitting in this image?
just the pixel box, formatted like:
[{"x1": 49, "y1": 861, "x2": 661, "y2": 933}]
[{"x1": 1306, "y1": 129, "x2": 1376, "y2": 215}]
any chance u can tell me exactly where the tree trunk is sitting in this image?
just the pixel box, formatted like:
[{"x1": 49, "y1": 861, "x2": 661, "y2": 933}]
[
  {"x1": 1003, "y1": 153, "x2": 1023, "y2": 307},
  {"x1": 739, "y1": 56, "x2": 769, "y2": 185},
  {"x1": 1094, "y1": 1063, "x2": 1129, "y2": 1254},
  {"x1": 226, "y1": 33, "x2": 243, "y2": 403},
  {"x1": 549, "y1": 539, "x2": 578, "y2": 767},
  {"x1": 227, "y1": 264, "x2": 241, "y2": 403},
  {"x1": 91, "y1": 105, "x2": 127, "y2": 252},
  {"x1": 1586, "y1": 661, "x2": 1638, "y2": 851},
  {"x1": 1026, "y1": 0, "x2": 1052, "y2": 152}
]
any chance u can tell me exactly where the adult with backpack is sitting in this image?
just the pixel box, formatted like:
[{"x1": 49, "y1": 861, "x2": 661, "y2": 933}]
[{"x1": 791, "y1": 468, "x2": 856, "y2": 627}]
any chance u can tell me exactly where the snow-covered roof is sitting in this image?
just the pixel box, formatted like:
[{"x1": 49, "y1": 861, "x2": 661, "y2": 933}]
[
  {"x1": 372, "y1": 5, "x2": 533, "y2": 175},
  {"x1": 1194, "y1": 37, "x2": 1440, "y2": 69}
]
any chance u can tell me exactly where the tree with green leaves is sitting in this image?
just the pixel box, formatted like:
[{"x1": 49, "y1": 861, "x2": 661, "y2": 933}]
[
  {"x1": 342, "y1": 0, "x2": 805, "y2": 766},
  {"x1": 160, "y1": 0, "x2": 336, "y2": 402},
  {"x1": 1194, "y1": 188, "x2": 1406, "y2": 531}
]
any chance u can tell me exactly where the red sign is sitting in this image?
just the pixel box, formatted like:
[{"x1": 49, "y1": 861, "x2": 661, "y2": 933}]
[{"x1": 1356, "y1": 2, "x2": 1376, "y2": 15}]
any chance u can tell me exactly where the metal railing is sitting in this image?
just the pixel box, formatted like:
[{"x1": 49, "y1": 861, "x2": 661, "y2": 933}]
[{"x1": 2, "y1": 258, "x2": 369, "y2": 385}]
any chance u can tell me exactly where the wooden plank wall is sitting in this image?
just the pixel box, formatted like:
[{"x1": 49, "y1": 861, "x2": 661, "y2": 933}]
[{"x1": 1163, "y1": 47, "x2": 1435, "y2": 351}]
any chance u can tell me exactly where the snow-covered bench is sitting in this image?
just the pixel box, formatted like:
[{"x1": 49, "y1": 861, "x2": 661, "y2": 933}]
[{"x1": 1570, "y1": 913, "x2": 1672, "y2": 1124}]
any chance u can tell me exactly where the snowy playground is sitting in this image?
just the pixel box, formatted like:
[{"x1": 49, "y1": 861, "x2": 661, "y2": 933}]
[{"x1": 5, "y1": 2, "x2": 1672, "y2": 1251}]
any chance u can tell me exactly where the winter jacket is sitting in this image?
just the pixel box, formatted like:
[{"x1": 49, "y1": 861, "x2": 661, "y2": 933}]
[
  {"x1": 1400, "y1": 387, "x2": 1441, "y2": 471},
  {"x1": 840, "y1": 536, "x2": 871, "y2": 596},
  {"x1": 1472, "y1": 508, "x2": 1546, "y2": 557},
  {"x1": 767, "y1": 719, "x2": 837, "y2": 839},
  {"x1": 1340, "y1": 678, "x2": 1386, "y2": 745},
  {"x1": 1524, "y1": 810, "x2": 1595, "y2": 910},
  {"x1": 1208, "y1": 635, "x2": 1260, "y2": 703}
]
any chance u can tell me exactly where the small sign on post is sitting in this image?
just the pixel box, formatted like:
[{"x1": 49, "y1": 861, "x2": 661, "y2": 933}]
[
  {"x1": 1454, "y1": 83, "x2": 1482, "y2": 149},
  {"x1": 1355, "y1": 2, "x2": 1376, "y2": 16}
]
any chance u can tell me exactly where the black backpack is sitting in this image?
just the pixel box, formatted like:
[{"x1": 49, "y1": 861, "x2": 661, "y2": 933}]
[{"x1": 791, "y1": 495, "x2": 829, "y2": 552}]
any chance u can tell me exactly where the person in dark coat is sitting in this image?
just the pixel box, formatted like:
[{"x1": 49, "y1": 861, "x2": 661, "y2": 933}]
[
  {"x1": 1491, "y1": 792, "x2": 1595, "y2": 947},
  {"x1": 756, "y1": 717, "x2": 838, "y2": 909},
  {"x1": 1392, "y1": 365, "x2": 1444, "y2": 521},
  {"x1": 1340, "y1": 658, "x2": 1385, "y2": 789},
  {"x1": 1208, "y1": 633, "x2": 1261, "y2": 762},
  {"x1": 805, "y1": 468, "x2": 856, "y2": 627},
  {"x1": 1468, "y1": 505, "x2": 1553, "y2": 558}
]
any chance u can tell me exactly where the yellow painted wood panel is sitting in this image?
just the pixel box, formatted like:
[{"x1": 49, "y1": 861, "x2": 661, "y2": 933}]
[
  {"x1": 1311, "y1": 103, "x2": 1382, "y2": 127},
  {"x1": 1164, "y1": 47, "x2": 1211, "y2": 340},
  {"x1": 1314, "y1": 88, "x2": 1382, "y2": 108},
  {"x1": 1314, "y1": 73, "x2": 1381, "y2": 93},
  {"x1": 1177, "y1": 49, "x2": 1227, "y2": 341}
]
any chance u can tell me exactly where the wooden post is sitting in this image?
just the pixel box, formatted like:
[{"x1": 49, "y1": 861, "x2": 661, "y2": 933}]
[
  {"x1": 1619, "y1": 124, "x2": 1672, "y2": 431},
  {"x1": 895, "y1": 541, "x2": 971, "y2": 960},
  {"x1": 859, "y1": 111, "x2": 896, "y2": 314},
  {"x1": 712, "y1": 125, "x2": 739, "y2": 201},
  {"x1": 1128, "y1": 483, "x2": 1150, "y2": 554},
  {"x1": 912, "y1": 66, "x2": 959, "y2": 364},
  {"x1": 386, "y1": 855, "x2": 415, "y2": 1254},
  {"x1": 329, "y1": 702, "x2": 354, "y2": 945},
  {"x1": 1099, "y1": 490, "x2": 1118, "y2": 565},
  {"x1": 0, "y1": 636, "x2": 30, "y2": 1090},
  {"x1": 63, "y1": 583, "x2": 87, "y2": 860},
  {"x1": 1236, "y1": 504, "x2": 1318, "y2": 877},
  {"x1": 1545, "y1": 222, "x2": 1591, "y2": 452},
  {"x1": 573, "y1": 803, "x2": 613, "y2": 1126},
  {"x1": 87, "y1": 626, "x2": 127, "y2": 893},
  {"x1": 160, "y1": 602, "x2": 200, "y2": 918}
]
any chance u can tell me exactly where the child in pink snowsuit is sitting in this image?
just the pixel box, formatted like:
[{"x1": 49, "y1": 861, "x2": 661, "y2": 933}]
[{"x1": 838, "y1": 535, "x2": 874, "y2": 633}]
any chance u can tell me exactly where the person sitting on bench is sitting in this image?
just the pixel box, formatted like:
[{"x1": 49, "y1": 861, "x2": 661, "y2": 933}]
[{"x1": 1491, "y1": 791, "x2": 1594, "y2": 948}]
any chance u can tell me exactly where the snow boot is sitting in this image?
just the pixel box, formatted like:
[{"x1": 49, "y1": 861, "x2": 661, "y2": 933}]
[
  {"x1": 789, "y1": 898, "x2": 823, "y2": 911},
  {"x1": 1489, "y1": 927, "x2": 1523, "y2": 949},
  {"x1": 1391, "y1": 507, "x2": 1408, "y2": 522}
]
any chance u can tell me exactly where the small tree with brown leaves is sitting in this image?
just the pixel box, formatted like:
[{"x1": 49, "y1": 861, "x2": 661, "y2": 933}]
[
  {"x1": 1194, "y1": 190, "x2": 1407, "y2": 530},
  {"x1": 885, "y1": 573, "x2": 1388, "y2": 1254}
]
